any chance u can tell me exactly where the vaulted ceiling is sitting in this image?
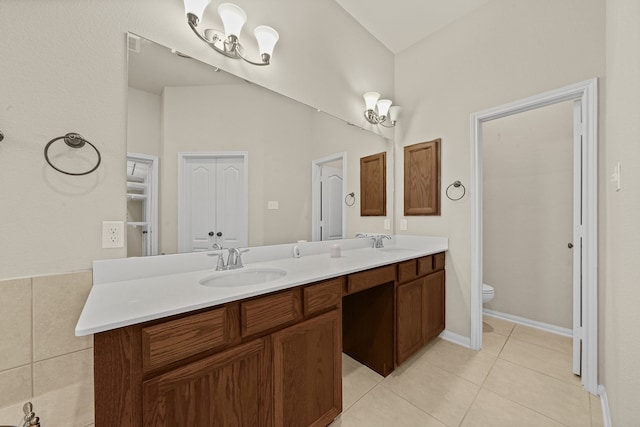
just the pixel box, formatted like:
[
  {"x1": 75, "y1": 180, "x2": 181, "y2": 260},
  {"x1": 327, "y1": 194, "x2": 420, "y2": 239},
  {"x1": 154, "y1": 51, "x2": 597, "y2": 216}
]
[{"x1": 335, "y1": 0, "x2": 491, "y2": 53}]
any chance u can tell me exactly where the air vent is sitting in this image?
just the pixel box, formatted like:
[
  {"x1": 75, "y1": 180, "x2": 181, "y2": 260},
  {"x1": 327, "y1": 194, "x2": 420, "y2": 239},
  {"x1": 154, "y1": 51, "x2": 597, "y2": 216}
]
[{"x1": 128, "y1": 34, "x2": 140, "y2": 53}]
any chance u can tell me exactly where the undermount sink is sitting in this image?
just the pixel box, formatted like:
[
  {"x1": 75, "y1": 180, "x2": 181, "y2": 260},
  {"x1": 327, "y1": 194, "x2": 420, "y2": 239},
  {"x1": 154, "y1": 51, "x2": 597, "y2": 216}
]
[
  {"x1": 377, "y1": 247, "x2": 420, "y2": 254},
  {"x1": 199, "y1": 268, "x2": 287, "y2": 288}
]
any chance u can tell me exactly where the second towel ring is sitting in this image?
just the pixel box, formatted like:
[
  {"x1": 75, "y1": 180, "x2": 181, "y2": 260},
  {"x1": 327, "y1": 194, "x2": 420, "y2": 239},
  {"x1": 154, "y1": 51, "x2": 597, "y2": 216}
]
[
  {"x1": 446, "y1": 180, "x2": 466, "y2": 201},
  {"x1": 344, "y1": 192, "x2": 355, "y2": 207},
  {"x1": 44, "y1": 133, "x2": 101, "y2": 176}
]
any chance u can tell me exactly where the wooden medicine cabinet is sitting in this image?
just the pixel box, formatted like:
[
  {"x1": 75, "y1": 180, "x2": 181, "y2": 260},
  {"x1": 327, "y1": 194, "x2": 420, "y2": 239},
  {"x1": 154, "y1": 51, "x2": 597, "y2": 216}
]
[
  {"x1": 404, "y1": 139, "x2": 441, "y2": 216},
  {"x1": 360, "y1": 152, "x2": 386, "y2": 216}
]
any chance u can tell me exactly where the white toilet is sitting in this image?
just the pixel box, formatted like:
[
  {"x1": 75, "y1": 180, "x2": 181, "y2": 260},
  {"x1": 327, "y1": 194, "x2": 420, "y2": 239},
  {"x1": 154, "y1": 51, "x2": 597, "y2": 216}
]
[{"x1": 482, "y1": 284, "x2": 495, "y2": 304}]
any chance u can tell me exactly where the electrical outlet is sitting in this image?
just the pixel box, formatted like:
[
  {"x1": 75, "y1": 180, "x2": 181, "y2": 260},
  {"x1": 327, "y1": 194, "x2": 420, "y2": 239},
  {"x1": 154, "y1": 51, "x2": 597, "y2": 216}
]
[
  {"x1": 400, "y1": 219, "x2": 408, "y2": 231},
  {"x1": 267, "y1": 200, "x2": 279, "y2": 210},
  {"x1": 102, "y1": 221, "x2": 124, "y2": 248},
  {"x1": 384, "y1": 219, "x2": 391, "y2": 230}
]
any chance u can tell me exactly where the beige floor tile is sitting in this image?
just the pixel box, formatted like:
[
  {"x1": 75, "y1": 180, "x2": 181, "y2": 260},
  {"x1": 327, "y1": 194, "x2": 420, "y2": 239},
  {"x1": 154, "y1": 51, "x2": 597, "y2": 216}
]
[
  {"x1": 33, "y1": 271, "x2": 93, "y2": 361},
  {"x1": 0, "y1": 365, "x2": 32, "y2": 408},
  {"x1": 0, "y1": 278, "x2": 32, "y2": 371},
  {"x1": 461, "y1": 388, "x2": 565, "y2": 427},
  {"x1": 382, "y1": 357, "x2": 479, "y2": 427},
  {"x1": 330, "y1": 384, "x2": 446, "y2": 427},
  {"x1": 482, "y1": 315, "x2": 516, "y2": 336},
  {"x1": 341, "y1": 353, "x2": 383, "y2": 410},
  {"x1": 500, "y1": 337, "x2": 581, "y2": 386},
  {"x1": 483, "y1": 359, "x2": 590, "y2": 427},
  {"x1": 415, "y1": 338, "x2": 496, "y2": 385},
  {"x1": 590, "y1": 394, "x2": 604, "y2": 427},
  {"x1": 481, "y1": 331, "x2": 508, "y2": 356},
  {"x1": 510, "y1": 324, "x2": 572, "y2": 355}
]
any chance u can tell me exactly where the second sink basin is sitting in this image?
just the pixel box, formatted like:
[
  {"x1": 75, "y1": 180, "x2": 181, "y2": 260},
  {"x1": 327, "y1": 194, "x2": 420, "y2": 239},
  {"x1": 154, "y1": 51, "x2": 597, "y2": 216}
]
[
  {"x1": 200, "y1": 268, "x2": 287, "y2": 288},
  {"x1": 377, "y1": 247, "x2": 420, "y2": 254}
]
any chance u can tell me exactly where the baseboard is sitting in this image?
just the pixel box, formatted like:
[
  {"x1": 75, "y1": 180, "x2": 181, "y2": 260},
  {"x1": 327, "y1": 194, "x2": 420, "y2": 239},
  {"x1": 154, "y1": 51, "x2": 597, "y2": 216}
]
[
  {"x1": 483, "y1": 308, "x2": 573, "y2": 337},
  {"x1": 439, "y1": 329, "x2": 471, "y2": 348},
  {"x1": 597, "y1": 385, "x2": 612, "y2": 427}
]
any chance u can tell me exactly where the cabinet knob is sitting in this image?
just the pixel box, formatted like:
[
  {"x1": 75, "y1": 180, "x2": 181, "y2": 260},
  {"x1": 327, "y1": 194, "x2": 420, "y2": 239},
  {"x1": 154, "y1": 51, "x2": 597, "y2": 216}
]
[
  {"x1": 208, "y1": 231, "x2": 215, "y2": 237},
  {"x1": 217, "y1": 232, "x2": 223, "y2": 237}
]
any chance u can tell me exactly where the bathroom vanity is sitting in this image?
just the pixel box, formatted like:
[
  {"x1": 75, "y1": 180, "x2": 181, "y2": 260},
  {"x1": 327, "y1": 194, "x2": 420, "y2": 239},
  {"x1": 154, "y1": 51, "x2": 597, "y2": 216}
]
[{"x1": 77, "y1": 237, "x2": 447, "y2": 427}]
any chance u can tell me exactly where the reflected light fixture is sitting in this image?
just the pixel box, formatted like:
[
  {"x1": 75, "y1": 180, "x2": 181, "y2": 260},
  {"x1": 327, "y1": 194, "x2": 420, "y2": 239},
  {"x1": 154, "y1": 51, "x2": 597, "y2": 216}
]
[
  {"x1": 184, "y1": 0, "x2": 279, "y2": 66},
  {"x1": 363, "y1": 92, "x2": 400, "y2": 127}
]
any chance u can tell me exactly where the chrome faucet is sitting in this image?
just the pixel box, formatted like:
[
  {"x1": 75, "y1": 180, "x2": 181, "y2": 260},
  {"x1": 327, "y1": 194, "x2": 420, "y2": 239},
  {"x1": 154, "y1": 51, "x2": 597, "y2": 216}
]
[
  {"x1": 355, "y1": 233, "x2": 391, "y2": 248},
  {"x1": 372, "y1": 234, "x2": 391, "y2": 248},
  {"x1": 211, "y1": 242, "x2": 222, "y2": 250},
  {"x1": 227, "y1": 247, "x2": 249, "y2": 270}
]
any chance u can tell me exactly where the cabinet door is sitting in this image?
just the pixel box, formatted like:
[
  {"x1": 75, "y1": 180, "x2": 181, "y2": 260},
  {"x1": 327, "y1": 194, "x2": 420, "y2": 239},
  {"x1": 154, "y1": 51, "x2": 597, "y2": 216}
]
[
  {"x1": 396, "y1": 278, "x2": 426, "y2": 365},
  {"x1": 143, "y1": 338, "x2": 272, "y2": 427},
  {"x1": 425, "y1": 270, "x2": 446, "y2": 341},
  {"x1": 272, "y1": 310, "x2": 342, "y2": 427}
]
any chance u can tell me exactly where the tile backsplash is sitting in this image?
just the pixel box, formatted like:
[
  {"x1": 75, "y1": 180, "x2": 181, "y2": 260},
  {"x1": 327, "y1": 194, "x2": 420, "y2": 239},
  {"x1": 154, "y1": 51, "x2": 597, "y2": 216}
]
[{"x1": 0, "y1": 272, "x2": 94, "y2": 427}]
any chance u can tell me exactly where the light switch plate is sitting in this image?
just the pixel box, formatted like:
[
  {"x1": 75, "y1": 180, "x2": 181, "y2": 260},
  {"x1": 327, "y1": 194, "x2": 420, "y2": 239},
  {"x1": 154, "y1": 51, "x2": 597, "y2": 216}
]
[{"x1": 267, "y1": 200, "x2": 279, "y2": 210}]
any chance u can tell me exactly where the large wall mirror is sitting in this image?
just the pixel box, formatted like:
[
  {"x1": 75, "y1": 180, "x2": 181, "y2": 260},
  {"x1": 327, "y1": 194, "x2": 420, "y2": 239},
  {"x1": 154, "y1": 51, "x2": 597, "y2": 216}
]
[{"x1": 126, "y1": 34, "x2": 393, "y2": 256}]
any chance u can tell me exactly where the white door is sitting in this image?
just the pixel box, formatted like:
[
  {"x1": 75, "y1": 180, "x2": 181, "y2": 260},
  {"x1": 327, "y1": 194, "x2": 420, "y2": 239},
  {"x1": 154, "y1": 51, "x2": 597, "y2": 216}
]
[
  {"x1": 321, "y1": 166, "x2": 343, "y2": 240},
  {"x1": 179, "y1": 153, "x2": 247, "y2": 252},
  {"x1": 572, "y1": 100, "x2": 584, "y2": 376}
]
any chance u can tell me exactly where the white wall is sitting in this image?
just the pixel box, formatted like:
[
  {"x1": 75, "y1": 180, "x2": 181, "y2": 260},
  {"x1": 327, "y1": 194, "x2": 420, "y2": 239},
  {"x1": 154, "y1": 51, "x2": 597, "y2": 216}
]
[
  {"x1": 393, "y1": 0, "x2": 605, "y2": 337},
  {"x1": 603, "y1": 0, "x2": 640, "y2": 424},
  {"x1": 482, "y1": 101, "x2": 573, "y2": 329},
  {"x1": 0, "y1": 0, "x2": 393, "y2": 280}
]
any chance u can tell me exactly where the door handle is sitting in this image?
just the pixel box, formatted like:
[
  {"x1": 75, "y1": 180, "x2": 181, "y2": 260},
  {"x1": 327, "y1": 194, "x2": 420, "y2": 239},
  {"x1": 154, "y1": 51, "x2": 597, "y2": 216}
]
[{"x1": 568, "y1": 243, "x2": 573, "y2": 249}]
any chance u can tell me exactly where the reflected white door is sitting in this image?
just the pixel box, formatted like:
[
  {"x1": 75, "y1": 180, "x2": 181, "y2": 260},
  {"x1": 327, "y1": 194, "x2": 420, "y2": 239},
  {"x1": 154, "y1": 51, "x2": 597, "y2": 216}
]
[
  {"x1": 179, "y1": 153, "x2": 247, "y2": 252},
  {"x1": 321, "y1": 166, "x2": 343, "y2": 240}
]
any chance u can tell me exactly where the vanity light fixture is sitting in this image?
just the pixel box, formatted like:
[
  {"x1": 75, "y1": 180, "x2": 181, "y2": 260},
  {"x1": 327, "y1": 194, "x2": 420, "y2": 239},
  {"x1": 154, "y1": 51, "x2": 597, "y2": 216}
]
[
  {"x1": 183, "y1": 0, "x2": 279, "y2": 66},
  {"x1": 363, "y1": 92, "x2": 400, "y2": 127}
]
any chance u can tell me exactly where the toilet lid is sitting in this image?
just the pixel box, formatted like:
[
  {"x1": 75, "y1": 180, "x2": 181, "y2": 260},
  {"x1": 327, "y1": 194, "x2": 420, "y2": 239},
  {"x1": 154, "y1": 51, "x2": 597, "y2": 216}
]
[{"x1": 482, "y1": 284, "x2": 494, "y2": 293}]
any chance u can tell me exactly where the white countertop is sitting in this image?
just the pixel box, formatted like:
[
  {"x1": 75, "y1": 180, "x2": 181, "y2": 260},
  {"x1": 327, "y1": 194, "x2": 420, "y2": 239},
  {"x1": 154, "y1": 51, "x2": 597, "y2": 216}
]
[{"x1": 75, "y1": 235, "x2": 448, "y2": 336}]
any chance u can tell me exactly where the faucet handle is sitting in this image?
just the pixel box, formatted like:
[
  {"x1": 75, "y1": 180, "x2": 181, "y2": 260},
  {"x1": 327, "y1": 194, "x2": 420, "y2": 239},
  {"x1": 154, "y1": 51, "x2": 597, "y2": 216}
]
[
  {"x1": 208, "y1": 250, "x2": 226, "y2": 271},
  {"x1": 236, "y1": 248, "x2": 249, "y2": 268}
]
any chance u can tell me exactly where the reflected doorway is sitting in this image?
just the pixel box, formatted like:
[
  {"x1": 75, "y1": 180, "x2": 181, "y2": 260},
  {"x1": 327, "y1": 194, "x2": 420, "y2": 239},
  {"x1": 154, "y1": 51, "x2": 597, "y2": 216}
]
[{"x1": 312, "y1": 153, "x2": 347, "y2": 241}]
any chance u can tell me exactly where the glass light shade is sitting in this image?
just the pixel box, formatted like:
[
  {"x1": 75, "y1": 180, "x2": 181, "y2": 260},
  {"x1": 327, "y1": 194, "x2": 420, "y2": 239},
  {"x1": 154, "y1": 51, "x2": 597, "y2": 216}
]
[
  {"x1": 218, "y1": 3, "x2": 247, "y2": 38},
  {"x1": 184, "y1": 0, "x2": 212, "y2": 20},
  {"x1": 254, "y1": 26, "x2": 279, "y2": 57},
  {"x1": 363, "y1": 92, "x2": 380, "y2": 111},
  {"x1": 376, "y1": 99, "x2": 392, "y2": 117},
  {"x1": 389, "y1": 105, "x2": 401, "y2": 122}
]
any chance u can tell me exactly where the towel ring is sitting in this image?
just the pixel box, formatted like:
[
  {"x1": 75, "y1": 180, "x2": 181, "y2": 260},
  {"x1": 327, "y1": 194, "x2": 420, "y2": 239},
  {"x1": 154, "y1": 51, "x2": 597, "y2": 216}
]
[
  {"x1": 446, "y1": 180, "x2": 466, "y2": 201},
  {"x1": 44, "y1": 133, "x2": 101, "y2": 176},
  {"x1": 344, "y1": 192, "x2": 355, "y2": 207}
]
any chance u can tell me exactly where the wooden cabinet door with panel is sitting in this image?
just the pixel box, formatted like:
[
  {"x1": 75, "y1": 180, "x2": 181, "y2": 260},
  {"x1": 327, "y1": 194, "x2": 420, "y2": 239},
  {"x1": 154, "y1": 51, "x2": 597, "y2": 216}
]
[
  {"x1": 360, "y1": 152, "x2": 386, "y2": 216},
  {"x1": 396, "y1": 278, "x2": 426, "y2": 365},
  {"x1": 425, "y1": 269, "x2": 446, "y2": 341},
  {"x1": 272, "y1": 310, "x2": 342, "y2": 427},
  {"x1": 142, "y1": 338, "x2": 272, "y2": 427},
  {"x1": 404, "y1": 139, "x2": 441, "y2": 216}
]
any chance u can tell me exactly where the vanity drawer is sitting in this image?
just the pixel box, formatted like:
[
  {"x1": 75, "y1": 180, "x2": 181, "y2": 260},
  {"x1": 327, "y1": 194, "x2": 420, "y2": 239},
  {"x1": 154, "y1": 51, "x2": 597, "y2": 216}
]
[
  {"x1": 418, "y1": 252, "x2": 446, "y2": 276},
  {"x1": 397, "y1": 259, "x2": 418, "y2": 283},
  {"x1": 303, "y1": 277, "x2": 344, "y2": 316},
  {"x1": 142, "y1": 307, "x2": 230, "y2": 373},
  {"x1": 241, "y1": 289, "x2": 302, "y2": 337},
  {"x1": 347, "y1": 265, "x2": 396, "y2": 294}
]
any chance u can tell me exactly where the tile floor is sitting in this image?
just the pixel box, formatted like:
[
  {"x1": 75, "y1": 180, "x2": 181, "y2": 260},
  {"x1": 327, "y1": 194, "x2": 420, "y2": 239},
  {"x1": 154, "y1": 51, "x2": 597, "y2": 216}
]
[{"x1": 331, "y1": 315, "x2": 603, "y2": 427}]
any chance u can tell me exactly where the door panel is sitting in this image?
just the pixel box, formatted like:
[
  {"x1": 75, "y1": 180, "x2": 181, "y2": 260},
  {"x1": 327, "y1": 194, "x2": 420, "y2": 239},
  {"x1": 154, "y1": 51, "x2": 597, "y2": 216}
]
[
  {"x1": 180, "y1": 154, "x2": 247, "y2": 252},
  {"x1": 321, "y1": 166, "x2": 343, "y2": 240}
]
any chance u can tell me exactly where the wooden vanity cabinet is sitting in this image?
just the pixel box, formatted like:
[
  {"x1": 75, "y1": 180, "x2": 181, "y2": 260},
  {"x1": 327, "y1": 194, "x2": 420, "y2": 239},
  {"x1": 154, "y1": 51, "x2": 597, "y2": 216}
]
[
  {"x1": 94, "y1": 278, "x2": 343, "y2": 427},
  {"x1": 396, "y1": 253, "x2": 446, "y2": 365}
]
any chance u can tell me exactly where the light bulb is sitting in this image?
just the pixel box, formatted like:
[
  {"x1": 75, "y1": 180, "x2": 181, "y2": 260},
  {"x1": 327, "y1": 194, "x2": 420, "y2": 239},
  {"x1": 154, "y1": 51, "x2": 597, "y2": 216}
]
[
  {"x1": 363, "y1": 92, "x2": 380, "y2": 111},
  {"x1": 218, "y1": 3, "x2": 247, "y2": 38}
]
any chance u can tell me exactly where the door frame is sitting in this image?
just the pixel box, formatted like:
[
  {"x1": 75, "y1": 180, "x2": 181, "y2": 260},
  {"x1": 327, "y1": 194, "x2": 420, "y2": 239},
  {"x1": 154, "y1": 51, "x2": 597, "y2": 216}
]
[
  {"x1": 178, "y1": 151, "x2": 249, "y2": 252},
  {"x1": 470, "y1": 78, "x2": 598, "y2": 393},
  {"x1": 311, "y1": 152, "x2": 347, "y2": 241},
  {"x1": 127, "y1": 152, "x2": 159, "y2": 256}
]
